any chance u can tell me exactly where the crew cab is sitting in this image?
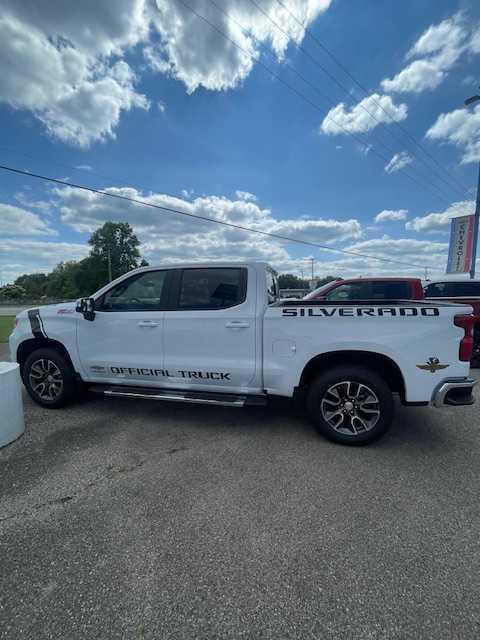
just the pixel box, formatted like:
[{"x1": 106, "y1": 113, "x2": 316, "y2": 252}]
[
  {"x1": 9, "y1": 262, "x2": 477, "y2": 445},
  {"x1": 304, "y1": 277, "x2": 424, "y2": 301},
  {"x1": 424, "y1": 278, "x2": 480, "y2": 365}
]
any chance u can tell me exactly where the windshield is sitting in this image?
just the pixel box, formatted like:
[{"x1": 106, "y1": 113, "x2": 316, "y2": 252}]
[{"x1": 303, "y1": 282, "x2": 335, "y2": 300}]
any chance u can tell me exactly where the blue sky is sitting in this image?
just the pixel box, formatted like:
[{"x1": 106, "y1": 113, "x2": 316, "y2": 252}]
[{"x1": 1, "y1": 0, "x2": 480, "y2": 284}]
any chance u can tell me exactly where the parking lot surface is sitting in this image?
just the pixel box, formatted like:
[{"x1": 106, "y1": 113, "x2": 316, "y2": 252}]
[{"x1": 1, "y1": 371, "x2": 480, "y2": 639}]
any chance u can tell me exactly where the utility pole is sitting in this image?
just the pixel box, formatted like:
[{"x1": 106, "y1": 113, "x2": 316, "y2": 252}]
[
  {"x1": 464, "y1": 90, "x2": 480, "y2": 278},
  {"x1": 310, "y1": 258, "x2": 315, "y2": 281},
  {"x1": 107, "y1": 245, "x2": 112, "y2": 282}
]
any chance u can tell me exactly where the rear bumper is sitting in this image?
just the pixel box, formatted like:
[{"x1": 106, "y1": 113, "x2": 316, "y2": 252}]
[{"x1": 432, "y1": 377, "x2": 477, "y2": 408}]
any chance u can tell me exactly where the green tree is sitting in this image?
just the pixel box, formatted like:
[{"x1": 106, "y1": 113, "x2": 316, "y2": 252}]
[
  {"x1": 14, "y1": 273, "x2": 48, "y2": 298},
  {"x1": 44, "y1": 262, "x2": 82, "y2": 299},
  {"x1": 278, "y1": 274, "x2": 310, "y2": 289},
  {"x1": 0, "y1": 284, "x2": 27, "y2": 300},
  {"x1": 88, "y1": 222, "x2": 141, "y2": 282},
  {"x1": 73, "y1": 256, "x2": 106, "y2": 296}
]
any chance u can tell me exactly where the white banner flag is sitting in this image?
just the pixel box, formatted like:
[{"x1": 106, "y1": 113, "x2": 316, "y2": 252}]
[{"x1": 446, "y1": 215, "x2": 475, "y2": 274}]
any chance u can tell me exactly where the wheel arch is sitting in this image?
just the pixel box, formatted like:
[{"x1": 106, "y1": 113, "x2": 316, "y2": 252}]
[
  {"x1": 16, "y1": 338, "x2": 77, "y2": 379},
  {"x1": 298, "y1": 350, "x2": 406, "y2": 400}
]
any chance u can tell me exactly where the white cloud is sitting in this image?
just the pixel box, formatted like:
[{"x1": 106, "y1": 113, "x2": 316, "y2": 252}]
[
  {"x1": 55, "y1": 186, "x2": 362, "y2": 250},
  {"x1": 145, "y1": 0, "x2": 332, "y2": 94},
  {"x1": 75, "y1": 165, "x2": 93, "y2": 171},
  {"x1": 462, "y1": 74, "x2": 476, "y2": 87},
  {"x1": 0, "y1": 0, "x2": 332, "y2": 147},
  {"x1": 374, "y1": 209, "x2": 408, "y2": 223},
  {"x1": 277, "y1": 237, "x2": 450, "y2": 280},
  {"x1": 321, "y1": 93, "x2": 407, "y2": 135},
  {"x1": 235, "y1": 190, "x2": 257, "y2": 202},
  {"x1": 0, "y1": 203, "x2": 56, "y2": 236},
  {"x1": 0, "y1": 240, "x2": 89, "y2": 283},
  {"x1": 382, "y1": 59, "x2": 447, "y2": 94},
  {"x1": 471, "y1": 26, "x2": 480, "y2": 53},
  {"x1": 384, "y1": 151, "x2": 413, "y2": 174},
  {"x1": 426, "y1": 104, "x2": 480, "y2": 164},
  {"x1": 406, "y1": 200, "x2": 475, "y2": 233},
  {"x1": 14, "y1": 192, "x2": 52, "y2": 214},
  {"x1": 381, "y1": 14, "x2": 480, "y2": 94},
  {"x1": 0, "y1": 9, "x2": 149, "y2": 148}
]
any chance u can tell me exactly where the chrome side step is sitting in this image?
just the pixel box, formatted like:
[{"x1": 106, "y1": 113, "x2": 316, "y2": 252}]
[{"x1": 89, "y1": 384, "x2": 268, "y2": 408}]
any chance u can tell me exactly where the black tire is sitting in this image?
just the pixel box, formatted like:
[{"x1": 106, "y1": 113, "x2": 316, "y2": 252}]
[
  {"x1": 23, "y1": 348, "x2": 77, "y2": 408},
  {"x1": 306, "y1": 366, "x2": 394, "y2": 445}
]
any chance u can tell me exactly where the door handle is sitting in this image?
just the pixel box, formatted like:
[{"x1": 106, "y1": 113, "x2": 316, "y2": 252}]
[
  {"x1": 225, "y1": 321, "x2": 250, "y2": 329},
  {"x1": 138, "y1": 321, "x2": 160, "y2": 327}
]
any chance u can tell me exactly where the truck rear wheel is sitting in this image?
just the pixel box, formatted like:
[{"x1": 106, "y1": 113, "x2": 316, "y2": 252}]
[
  {"x1": 23, "y1": 348, "x2": 77, "y2": 409},
  {"x1": 306, "y1": 366, "x2": 394, "y2": 445}
]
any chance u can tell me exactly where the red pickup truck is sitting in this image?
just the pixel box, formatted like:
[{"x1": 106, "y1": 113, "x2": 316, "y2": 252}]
[
  {"x1": 304, "y1": 277, "x2": 424, "y2": 302},
  {"x1": 304, "y1": 276, "x2": 480, "y2": 365},
  {"x1": 424, "y1": 279, "x2": 480, "y2": 365}
]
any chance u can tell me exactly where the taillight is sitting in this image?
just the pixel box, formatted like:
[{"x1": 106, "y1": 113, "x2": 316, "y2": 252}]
[{"x1": 454, "y1": 314, "x2": 474, "y2": 362}]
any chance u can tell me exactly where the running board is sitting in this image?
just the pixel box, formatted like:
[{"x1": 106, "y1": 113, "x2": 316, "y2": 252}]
[{"x1": 89, "y1": 384, "x2": 268, "y2": 408}]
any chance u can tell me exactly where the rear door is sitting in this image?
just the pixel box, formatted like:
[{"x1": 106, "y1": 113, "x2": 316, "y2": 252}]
[
  {"x1": 162, "y1": 266, "x2": 260, "y2": 393},
  {"x1": 77, "y1": 269, "x2": 171, "y2": 385}
]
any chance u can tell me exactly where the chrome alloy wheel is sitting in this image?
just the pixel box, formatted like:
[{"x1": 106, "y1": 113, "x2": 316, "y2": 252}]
[
  {"x1": 320, "y1": 381, "x2": 380, "y2": 435},
  {"x1": 29, "y1": 359, "x2": 64, "y2": 401}
]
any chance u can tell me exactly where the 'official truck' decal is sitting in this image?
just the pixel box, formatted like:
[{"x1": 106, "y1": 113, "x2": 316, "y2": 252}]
[
  {"x1": 108, "y1": 366, "x2": 231, "y2": 381},
  {"x1": 282, "y1": 307, "x2": 440, "y2": 317}
]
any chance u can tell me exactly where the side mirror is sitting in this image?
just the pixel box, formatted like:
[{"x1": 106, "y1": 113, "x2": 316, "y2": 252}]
[{"x1": 76, "y1": 297, "x2": 96, "y2": 322}]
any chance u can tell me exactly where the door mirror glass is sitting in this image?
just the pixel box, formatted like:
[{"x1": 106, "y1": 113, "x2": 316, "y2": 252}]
[{"x1": 76, "y1": 297, "x2": 96, "y2": 321}]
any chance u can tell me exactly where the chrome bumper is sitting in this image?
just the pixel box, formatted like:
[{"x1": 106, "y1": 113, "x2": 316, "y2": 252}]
[{"x1": 432, "y1": 377, "x2": 477, "y2": 408}]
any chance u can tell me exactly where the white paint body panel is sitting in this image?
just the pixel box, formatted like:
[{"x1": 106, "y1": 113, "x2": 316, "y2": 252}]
[
  {"x1": 263, "y1": 304, "x2": 472, "y2": 401},
  {"x1": 8, "y1": 262, "x2": 472, "y2": 404}
]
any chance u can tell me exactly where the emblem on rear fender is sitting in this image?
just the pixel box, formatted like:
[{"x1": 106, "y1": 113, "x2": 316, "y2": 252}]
[{"x1": 416, "y1": 357, "x2": 450, "y2": 373}]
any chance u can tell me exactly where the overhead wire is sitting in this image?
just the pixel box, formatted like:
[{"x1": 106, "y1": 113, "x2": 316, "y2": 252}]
[
  {"x1": 0, "y1": 163, "x2": 429, "y2": 271},
  {"x1": 177, "y1": 0, "x2": 455, "y2": 207},
  {"x1": 273, "y1": 0, "x2": 471, "y2": 198},
  {"x1": 210, "y1": 0, "x2": 462, "y2": 203}
]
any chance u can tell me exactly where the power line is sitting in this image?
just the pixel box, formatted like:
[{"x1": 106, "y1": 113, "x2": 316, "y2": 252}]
[
  {"x1": 248, "y1": 0, "x2": 467, "y2": 201},
  {"x1": 209, "y1": 0, "x2": 460, "y2": 203},
  {"x1": 0, "y1": 144, "x2": 193, "y2": 207},
  {"x1": 273, "y1": 0, "x2": 471, "y2": 198},
  {"x1": 0, "y1": 163, "x2": 429, "y2": 271},
  {"x1": 177, "y1": 0, "x2": 453, "y2": 207}
]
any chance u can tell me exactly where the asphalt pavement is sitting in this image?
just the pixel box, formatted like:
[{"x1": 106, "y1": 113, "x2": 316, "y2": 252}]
[{"x1": 1, "y1": 371, "x2": 480, "y2": 639}]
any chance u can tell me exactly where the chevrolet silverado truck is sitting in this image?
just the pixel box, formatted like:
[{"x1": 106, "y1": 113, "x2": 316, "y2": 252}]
[{"x1": 8, "y1": 262, "x2": 477, "y2": 445}]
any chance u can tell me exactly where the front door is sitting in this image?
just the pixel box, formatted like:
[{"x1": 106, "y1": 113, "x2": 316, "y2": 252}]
[
  {"x1": 77, "y1": 269, "x2": 170, "y2": 386},
  {"x1": 162, "y1": 267, "x2": 259, "y2": 393}
]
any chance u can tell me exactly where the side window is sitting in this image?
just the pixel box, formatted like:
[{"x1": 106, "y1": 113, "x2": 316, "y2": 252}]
[
  {"x1": 424, "y1": 282, "x2": 447, "y2": 297},
  {"x1": 266, "y1": 270, "x2": 278, "y2": 304},
  {"x1": 448, "y1": 282, "x2": 480, "y2": 296},
  {"x1": 371, "y1": 281, "x2": 410, "y2": 299},
  {"x1": 177, "y1": 268, "x2": 246, "y2": 310},
  {"x1": 326, "y1": 282, "x2": 370, "y2": 301},
  {"x1": 99, "y1": 271, "x2": 168, "y2": 311}
]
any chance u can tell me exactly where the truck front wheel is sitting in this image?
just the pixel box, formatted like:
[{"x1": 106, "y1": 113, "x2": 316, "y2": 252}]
[
  {"x1": 23, "y1": 348, "x2": 77, "y2": 409},
  {"x1": 306, "y1": 366, "x2": 394, "y2": 445}
]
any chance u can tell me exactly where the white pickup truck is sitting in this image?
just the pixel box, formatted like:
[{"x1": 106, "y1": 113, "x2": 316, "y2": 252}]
[{"x1": 9, "y1": 261, "x2": 477, "y2": 445}]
